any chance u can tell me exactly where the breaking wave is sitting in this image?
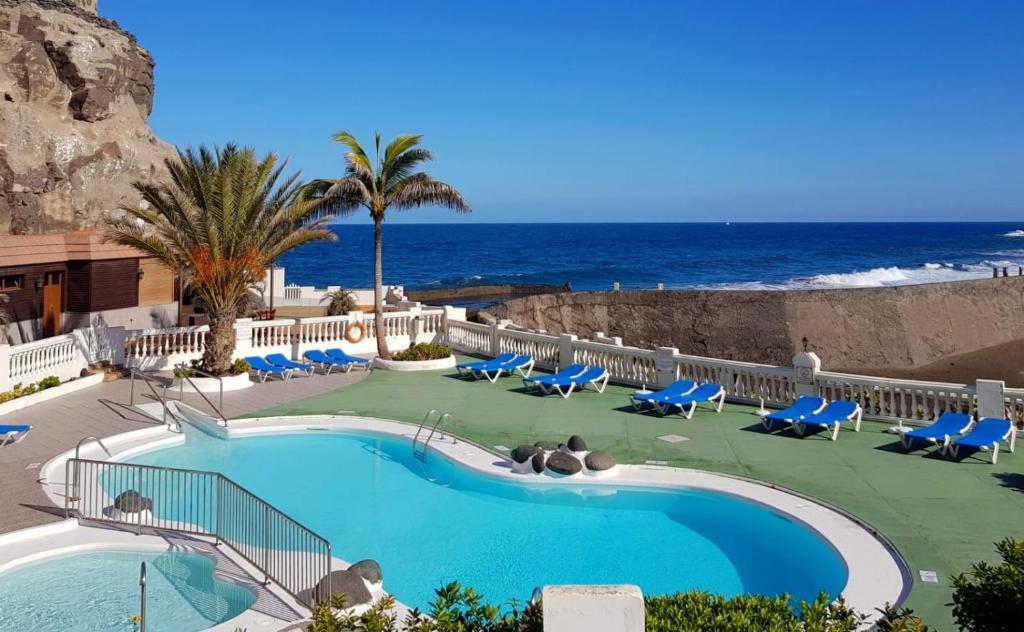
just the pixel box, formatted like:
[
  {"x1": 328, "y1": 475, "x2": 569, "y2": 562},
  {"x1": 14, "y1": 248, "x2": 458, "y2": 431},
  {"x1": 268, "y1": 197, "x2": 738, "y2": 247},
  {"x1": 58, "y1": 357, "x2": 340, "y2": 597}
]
[{"x1": 1002, "y1": 230, "x2": 1024, "y2": 237}]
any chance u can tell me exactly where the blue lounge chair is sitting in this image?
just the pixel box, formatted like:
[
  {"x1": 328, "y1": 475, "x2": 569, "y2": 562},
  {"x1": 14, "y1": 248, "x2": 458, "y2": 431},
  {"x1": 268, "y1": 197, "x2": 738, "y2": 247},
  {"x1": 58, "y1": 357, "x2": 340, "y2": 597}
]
[
  {"x1": 266, "y1": 353, "x2": 315, "y2": 377},
  {"x1": 456, "y1": 352, "x2": 516, "y2": 376},
  {"x1": 304, "y1": 350, "x2": 354, "y2": 374},
  {"x1": 790, "y1": 401, "x2": 862, "y2": 440},
  {"x1": 947, "y1": 418, "x2": 1016, "y2": 464},
  {"x1": 0, "y1": 424, "x2": 32, "y2": 447},
  {"x1": 537, "y1": 366, "x2": 609, "y2": 399},
  {"x1": 652, "y1": 383, "x2": 726, "y2": 419},
  {"x1": 522, "y1": 364, "x2": 587, "y2": 391},
  {"x1": 325, "y1": 348, "x2": 372, "y2": 370},
  {"x1": 245, "y1": 356, "x2": 292, "y2": 382},
  {"x1": 900, "y1": 412, "x2": 973, "y2": 451},
  {"x1": 760, "y1": 396, "x2": 827, "y2": 431},
  {"x1": 630, "y1": 380, "x2": 697, "y2": 411},
  {"x1": 470, "y1": 354, "x2": 535, "y2": 383}
]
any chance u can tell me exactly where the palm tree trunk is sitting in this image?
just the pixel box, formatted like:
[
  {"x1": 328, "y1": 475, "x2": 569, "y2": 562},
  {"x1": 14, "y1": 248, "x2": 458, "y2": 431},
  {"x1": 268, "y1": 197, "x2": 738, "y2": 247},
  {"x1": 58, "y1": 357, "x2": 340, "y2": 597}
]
[
  {"x1": 373, "y1": 219, "x2": 391, "y2": 359},
  {"x1": 204, "y1": 310, "x2": 237, "y2": 375}
]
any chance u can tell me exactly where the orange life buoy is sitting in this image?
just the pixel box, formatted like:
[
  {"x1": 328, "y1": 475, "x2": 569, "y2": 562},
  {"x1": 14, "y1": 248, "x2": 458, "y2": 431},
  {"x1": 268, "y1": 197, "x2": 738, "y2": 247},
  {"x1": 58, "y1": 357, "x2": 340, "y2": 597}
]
[{"x1": 345, "y1": 320, "x2": 366, "y2": 343}]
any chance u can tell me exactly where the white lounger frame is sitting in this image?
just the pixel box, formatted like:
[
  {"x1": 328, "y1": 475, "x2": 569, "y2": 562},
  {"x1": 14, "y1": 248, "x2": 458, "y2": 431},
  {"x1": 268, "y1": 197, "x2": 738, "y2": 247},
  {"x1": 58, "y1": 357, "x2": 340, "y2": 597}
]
[
  {"x1": 252, "y1": 367, "x2": 293, "y2": 382},
  {"x1": 630, "y1": 383, "x2": 697, "y2": 411},
  {"x1": 1, "y1": 426, "x2": 32, "y2": 447},
  {"x1": 760, "y1": 400, "x2": 828, "y2": 432},
  {"x1": 791, "y1": 405, "x2": 863, "y2": 441},
  {"x1": 652, "y1": 387, "x2": 726, "y2": 419},
  {"x1": 473, "y1": 358, "x2": 535, "y2": 383}
]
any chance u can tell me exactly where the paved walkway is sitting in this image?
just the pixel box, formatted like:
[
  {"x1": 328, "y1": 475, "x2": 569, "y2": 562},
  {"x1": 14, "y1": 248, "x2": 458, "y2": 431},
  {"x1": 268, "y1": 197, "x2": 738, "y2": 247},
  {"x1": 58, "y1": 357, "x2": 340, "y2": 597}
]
[{"x1": 0, "y1": 369, "x2": 370, "y2": 534}]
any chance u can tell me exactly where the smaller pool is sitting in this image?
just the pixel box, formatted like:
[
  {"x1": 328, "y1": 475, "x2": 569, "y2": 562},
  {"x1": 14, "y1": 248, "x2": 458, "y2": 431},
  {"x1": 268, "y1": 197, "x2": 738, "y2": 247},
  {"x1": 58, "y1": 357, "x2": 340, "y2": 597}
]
[{"x1": 0, "y1": 549, "x2": 256, "y2": 632}]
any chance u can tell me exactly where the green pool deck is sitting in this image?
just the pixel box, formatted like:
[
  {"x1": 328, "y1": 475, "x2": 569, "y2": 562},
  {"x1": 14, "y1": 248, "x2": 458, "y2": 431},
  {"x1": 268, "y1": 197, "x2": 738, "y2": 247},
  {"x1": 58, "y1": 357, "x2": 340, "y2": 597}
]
[{"x1": 246, "y1": 363, "x2": 1024, "y2": 629}]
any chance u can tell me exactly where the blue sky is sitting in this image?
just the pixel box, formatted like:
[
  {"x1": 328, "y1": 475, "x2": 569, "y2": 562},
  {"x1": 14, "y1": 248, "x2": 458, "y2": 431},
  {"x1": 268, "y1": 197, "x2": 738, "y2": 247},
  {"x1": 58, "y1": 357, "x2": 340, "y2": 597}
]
[{"x1": 105, "y1": 0, "x2": 1023, "y2": 223}]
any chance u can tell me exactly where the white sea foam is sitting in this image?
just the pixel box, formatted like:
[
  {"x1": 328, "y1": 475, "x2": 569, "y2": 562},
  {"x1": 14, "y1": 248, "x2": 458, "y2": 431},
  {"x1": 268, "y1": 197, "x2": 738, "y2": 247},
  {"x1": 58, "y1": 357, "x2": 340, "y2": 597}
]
[
  {"x1": 1002, "y1": 230, "x2": 1024, "y2": 237},
  {"x1": 702, "y1": 259, "x2": 1024, "y2": 291}
]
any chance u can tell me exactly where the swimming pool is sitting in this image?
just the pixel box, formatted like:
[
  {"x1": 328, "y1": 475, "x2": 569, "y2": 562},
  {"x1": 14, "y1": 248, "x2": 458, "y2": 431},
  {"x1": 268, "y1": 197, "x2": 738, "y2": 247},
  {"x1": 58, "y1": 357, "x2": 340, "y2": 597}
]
[
  {"x1": 0, "y1": 549, "x2": 255, "y2": 632},
  {"x1": 123, "y1": 429, "x2": 849, "y2": 610}
]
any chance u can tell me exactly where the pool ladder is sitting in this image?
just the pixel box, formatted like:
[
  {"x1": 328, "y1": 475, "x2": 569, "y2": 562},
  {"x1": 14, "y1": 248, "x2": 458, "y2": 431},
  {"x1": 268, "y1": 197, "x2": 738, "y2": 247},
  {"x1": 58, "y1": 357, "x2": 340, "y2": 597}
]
[{"x1": 412, "y1": 409, "x2": 454, "y2": 461}]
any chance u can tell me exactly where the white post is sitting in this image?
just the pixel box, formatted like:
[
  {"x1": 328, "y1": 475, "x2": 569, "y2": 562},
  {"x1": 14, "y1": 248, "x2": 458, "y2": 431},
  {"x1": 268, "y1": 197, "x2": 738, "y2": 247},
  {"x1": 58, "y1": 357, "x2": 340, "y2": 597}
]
[
  {"x1": 542, "y1": 585, "x2": 644, "y2": 632},
  {"x1": 409, "y1": 305, "x2": 423, "y2": 344},
  {"x1": 234, "y1": 318, "x2": 254, "y2": 359},
  {"x1": 0, "y1": 344, "x2": 11, "y2": 391},
  {"x1": 559, "y1": 333, "x2": 578, "y2": 370},
  {"x1": 793, "y1": 351, "x2": 821, "y2": 398},
  {"x1": 655, "y1": 346, "x2": 678, "y2": 388},
  {"x1": 976, "y1": 379, "x2": 1006, "y2": 420}
]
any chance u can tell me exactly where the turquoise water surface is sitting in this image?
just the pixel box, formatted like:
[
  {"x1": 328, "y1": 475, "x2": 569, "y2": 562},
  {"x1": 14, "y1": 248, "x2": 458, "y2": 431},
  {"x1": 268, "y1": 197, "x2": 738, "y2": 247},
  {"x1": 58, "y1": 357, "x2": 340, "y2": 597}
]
[
  {"x1": 0, "y1": 549, "x2": 255, "y2": 632},
  {"x1": 124, "y1": 430, "x2": 848, "y2": 610}
]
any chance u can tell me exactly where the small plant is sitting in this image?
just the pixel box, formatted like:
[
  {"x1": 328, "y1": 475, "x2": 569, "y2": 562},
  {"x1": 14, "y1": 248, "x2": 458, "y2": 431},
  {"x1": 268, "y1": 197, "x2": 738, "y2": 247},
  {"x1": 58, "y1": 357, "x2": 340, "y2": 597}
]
[
  {"x1": 952, "y1": 537, "x2": 1024, "y2": 632},
  {"x1": 129, "y1": 614, "x2": 141, "y2": 632},
  {"x1": 322, "y1": 289, "x2": 358, "y2": 316},
  {"x1": 0, "y1": 376, "x2": 61, "y2": 404},
  {"x1": 37, "y1": 375, "x2": 61, "y2": 389},
  {"x1": 875, "y1": 603, "x2": 932, "y2": 632},
  {"x1": 645, "y1": 591, "x2": 864, "y2": 632},
  {"x1": 392, "y1": 343, "x2": 452, "y2": 362},
  {"x1": 229, "y1": 358, "x2": 251, "y2": 375},
  {"x1": 173, "y1": 366, "x2": 198, "y2": 378}
]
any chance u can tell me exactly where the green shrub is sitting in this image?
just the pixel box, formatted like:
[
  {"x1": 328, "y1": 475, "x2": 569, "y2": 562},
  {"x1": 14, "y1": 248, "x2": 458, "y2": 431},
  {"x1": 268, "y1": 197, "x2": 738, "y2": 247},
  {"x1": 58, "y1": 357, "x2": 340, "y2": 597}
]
[
  {"x1": 0, "y1": 376, "x2": 62, "y2": 404},
  {"x1": 952, "y1": 537, "x2": 1024, "y2": 632},
  {"x1": 321, "y1": 289, "x2": 358, "y2": 316},
  {"x1": 229, "y1": 358, "x2": 251, "y2": 375},
  {"x1": 37, "y1": 375, "x2": 61, "y2": 389},
  {"x1": 645, "y1": 591, "x2": 863, "y2": 632},
  {"x1": 392, "y1": 343, "x2": 452, "y2": 362},
  {"x1": 173, "y1": 366, "x2": 198, "y2": 378},
  {"x1": 875, "y1": 603, "x2": 932, "y2": 631}
]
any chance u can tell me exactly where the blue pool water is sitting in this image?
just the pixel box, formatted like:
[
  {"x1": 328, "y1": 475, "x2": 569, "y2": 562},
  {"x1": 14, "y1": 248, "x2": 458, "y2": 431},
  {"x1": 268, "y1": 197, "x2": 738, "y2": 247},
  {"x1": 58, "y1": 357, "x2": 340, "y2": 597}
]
[
  {"x1": 0, "y1": 549, "x2": 255, "y2": 632},
  {"x1": 125, "y1": 431, "x2": 848, "y2": 610}
]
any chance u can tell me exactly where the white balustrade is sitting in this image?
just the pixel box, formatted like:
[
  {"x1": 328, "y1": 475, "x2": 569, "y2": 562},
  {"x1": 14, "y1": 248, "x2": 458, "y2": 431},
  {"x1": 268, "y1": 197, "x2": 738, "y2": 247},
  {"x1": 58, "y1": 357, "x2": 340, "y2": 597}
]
[
  {"x1": 499, "y1": 329, "x2": 561, "y2": 369},
  {"x1": 1004, "y1": 388, "x2": 1024, "y2": 425},
  {"x1": 816, "y1": 371, "x2": 975, "y2": 423},
  {"x1": 573, "y1": 341, "x2": 657, "y2": 386},
  {"x1": 124, "y1": 326, "x2": 208, "y2": 371},
  {"x1": 445, "y1": 320, "x2": 492, "y2": 354},
  {"x1": 7, "y1": 334, "x2": 85, "y2": 386}
]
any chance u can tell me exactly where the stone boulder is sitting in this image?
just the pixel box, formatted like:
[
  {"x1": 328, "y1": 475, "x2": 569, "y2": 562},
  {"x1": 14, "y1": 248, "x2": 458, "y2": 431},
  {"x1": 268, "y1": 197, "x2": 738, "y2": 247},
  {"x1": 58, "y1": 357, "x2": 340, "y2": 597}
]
[
  {"x1": 567, "y1": 435, "x2": 588, "y2": 452},
  {"x1": 531, "y1": 451, "x2": 546, "y2": 474},
  {"x1": 585, "y1": 451, "x2": 617, "y2": 471},
  {"x1": 511, "y1": 444, "x2": 540, "y2": 464},
  {"x1": 113, "y1": 490, "x2": 151, "y2": 513},
  {"x1": 348, "y1": 559, "x2": 382, "y2": 585},
  {"x1": 546, "y1": 451, "x2": 583, "y2": 476},
  {"x1": 534, "y1": 440, "x2": 559, "y2": 451},
  {"x1": 314, "y1": 569, "x2": 372, "y2": 607}
]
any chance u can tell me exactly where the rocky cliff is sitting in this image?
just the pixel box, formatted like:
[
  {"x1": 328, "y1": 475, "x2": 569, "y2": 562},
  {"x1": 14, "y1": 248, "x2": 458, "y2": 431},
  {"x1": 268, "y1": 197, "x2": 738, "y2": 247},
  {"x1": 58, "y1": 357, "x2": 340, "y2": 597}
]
[
  {"x1": 487, "y1": 277, "x2": 1024, "y2": 385},
  {"x1": 0, "y1": 0, "x2": 174, "y2": 234}
]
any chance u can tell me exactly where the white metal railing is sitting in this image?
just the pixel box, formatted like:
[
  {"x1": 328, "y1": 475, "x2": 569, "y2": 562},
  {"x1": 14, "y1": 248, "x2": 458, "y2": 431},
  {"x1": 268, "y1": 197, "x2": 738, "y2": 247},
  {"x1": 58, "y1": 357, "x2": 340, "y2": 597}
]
[
  {"x1": 7, "y1": 333, "x2": 84, "y2": 384},
  {"x1": 816, "y1": 371, "x2": 975, "y2": 423}
]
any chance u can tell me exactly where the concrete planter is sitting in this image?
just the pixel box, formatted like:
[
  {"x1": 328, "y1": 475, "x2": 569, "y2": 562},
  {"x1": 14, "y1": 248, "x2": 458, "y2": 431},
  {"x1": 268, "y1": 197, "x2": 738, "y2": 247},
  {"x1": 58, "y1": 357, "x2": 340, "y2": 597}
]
[
  {"x1": 178, "y1": 372, "x2": 253, "y2": 393},
  {"x1": 0, "y1": 373, "x2": 104, "y2": 416},
  {"x1": 373, "y1": 356, "x2": 457, "y2": 372}
]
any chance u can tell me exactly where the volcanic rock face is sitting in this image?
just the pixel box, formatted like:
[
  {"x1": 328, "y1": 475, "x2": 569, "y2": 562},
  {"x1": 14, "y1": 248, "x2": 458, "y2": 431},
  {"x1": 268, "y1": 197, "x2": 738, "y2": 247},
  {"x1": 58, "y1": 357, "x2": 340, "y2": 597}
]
[{"x1": 0, "y1": 0, "x2": 174, "y2": 234}]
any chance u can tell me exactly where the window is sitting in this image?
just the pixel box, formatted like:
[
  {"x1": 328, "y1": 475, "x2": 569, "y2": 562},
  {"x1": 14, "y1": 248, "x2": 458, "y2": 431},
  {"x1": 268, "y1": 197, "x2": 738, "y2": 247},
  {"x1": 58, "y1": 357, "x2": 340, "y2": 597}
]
[{"x1": 0, "y1": 274, "x2": 24, "y2": 291}]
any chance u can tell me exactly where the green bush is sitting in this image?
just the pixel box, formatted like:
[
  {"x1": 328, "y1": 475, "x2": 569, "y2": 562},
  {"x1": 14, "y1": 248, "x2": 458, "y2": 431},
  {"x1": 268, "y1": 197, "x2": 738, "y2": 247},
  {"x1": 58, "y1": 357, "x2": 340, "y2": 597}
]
[
  {"x1": 645, "y1": 591, "x2": 863, "y2": 632},
  {"x1": 952, "y1": 537, "x2": 1024, "y2": 632},
  {"x1": 392, "y1": 343, "x2": 452, "y2": 362},
  {"x1": 229, "y1": 358, "x2": 251, "y2": 375},
  {"x1": 0, "y1": 376, "x2": 61, "y2": 404}
]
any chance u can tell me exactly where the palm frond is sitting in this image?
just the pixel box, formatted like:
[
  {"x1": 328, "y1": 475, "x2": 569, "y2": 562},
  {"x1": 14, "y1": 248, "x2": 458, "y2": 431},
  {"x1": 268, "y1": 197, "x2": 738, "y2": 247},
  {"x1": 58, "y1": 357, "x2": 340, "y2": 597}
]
[{"x1": 388, "y1": 172, "x2": 471, "y2": 213}]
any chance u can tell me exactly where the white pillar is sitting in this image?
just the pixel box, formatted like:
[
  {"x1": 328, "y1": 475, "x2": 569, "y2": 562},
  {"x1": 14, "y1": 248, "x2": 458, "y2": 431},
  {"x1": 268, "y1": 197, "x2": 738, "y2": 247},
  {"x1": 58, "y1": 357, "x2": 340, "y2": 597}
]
[
  {"x1": 655, "y1": 346, "x2": 678, "y2": 388},
  {"x1": 0, "y1": 344, "x2": 11, "y2": 391},
  {"x1": 558, "y1": 333, "x2": 578, "y2": 370},
  {"x1": 792, "y1": 351, "x2": 821, "y2": 398},
  {"x1": 234, "y1": 318, "x2": 254, "y2": 359},
  {"x1": 976, "y1": 379, "x2": 1006, "y2": 420},
  {"x1": 542, "y1": 585, "x2": 644, "y2": 632}
]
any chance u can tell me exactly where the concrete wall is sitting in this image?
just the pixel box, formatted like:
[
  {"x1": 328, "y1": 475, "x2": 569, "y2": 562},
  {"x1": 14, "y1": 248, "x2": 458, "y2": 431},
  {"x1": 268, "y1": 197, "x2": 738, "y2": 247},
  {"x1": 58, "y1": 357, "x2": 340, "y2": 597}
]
[
  {"x1": 487, "y1": 277, "x2": 1024, "y2": 381},
  {"x1": 4, "y1": 303, "x2": 177, "y2": 345}
]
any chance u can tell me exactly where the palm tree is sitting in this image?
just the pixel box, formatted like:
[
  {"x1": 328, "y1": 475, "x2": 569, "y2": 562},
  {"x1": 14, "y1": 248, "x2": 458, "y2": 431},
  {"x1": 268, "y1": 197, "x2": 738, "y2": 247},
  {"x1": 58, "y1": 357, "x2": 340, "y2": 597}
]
[
  {"x1": 301, "y1": 133, "x2": 469, "y2": 359},
  {"x1": 105, "y1": 144, "x2": 335, "y2": 374},
  {"x1": 0, "y1": 293, "x2": 10, "y2": 343},
  {"x1": 321, "y1": 288, "x2": 358, "y2": 316}
]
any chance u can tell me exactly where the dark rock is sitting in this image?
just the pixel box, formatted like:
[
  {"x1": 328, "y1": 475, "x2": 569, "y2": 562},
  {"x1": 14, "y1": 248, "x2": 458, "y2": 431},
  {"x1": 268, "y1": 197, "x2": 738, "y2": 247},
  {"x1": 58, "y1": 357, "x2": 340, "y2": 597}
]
[
  {"x1": 534, "y1": 440, "x2": 559, "y2": 451},
  {"x1": 585, "y1": 451, "x2": 617, "y2": 471},
  {"x1": 531, "y1": 452, "x2": 546, "y2": 473},
  {"x1": 349, "y1": 559, "x2": 382, "y2": 584},
  {"x1": 546, "y1": 451, "x2": 583, "y2": 476},
  {"x1": 511, "y1": 444, "x2": 540, "y2": 464},
  {"x1": 314, "y1": 569, "x2": 372, "y2": 606},
  {"x1": 113, "y1": 490, "x2": 151, "y2": 513},
  {"x1": 567, "y1": 435, "x2": 588, "y2": 452}
]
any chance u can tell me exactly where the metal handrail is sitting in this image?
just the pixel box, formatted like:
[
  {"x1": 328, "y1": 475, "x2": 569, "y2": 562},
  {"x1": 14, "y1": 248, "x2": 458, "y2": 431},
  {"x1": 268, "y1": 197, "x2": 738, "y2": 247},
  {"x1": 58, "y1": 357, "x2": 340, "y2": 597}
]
[
  {"x1": 139, "y1": 562, "x2": 147, "y2": 632},
  {"x1": 64, "y1": 457, "x2": 332, "y2": 608},
  {"x1": 129, "y1": 370, "x2": 179, "y2": 431},
  {"x1": 175, "y1": 363, "x2": 228, "y2": 427},
  {"x1": 412, "y1": 410, "x2": 454, "y2": 461}
]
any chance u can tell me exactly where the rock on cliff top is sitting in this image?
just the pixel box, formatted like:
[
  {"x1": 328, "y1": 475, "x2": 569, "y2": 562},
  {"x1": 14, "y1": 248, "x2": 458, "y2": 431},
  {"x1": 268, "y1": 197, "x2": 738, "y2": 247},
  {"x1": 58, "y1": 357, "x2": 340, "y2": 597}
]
[{"x1": 0, "y1": 0, "x2": 175, "y2": 234}]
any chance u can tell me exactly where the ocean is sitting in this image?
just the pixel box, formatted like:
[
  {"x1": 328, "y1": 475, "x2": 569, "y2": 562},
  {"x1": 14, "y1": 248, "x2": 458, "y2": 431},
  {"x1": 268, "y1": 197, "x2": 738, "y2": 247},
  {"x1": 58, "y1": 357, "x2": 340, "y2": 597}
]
[{"x1": 277, "y1": 222, "x2": 1024, "y2": 292}]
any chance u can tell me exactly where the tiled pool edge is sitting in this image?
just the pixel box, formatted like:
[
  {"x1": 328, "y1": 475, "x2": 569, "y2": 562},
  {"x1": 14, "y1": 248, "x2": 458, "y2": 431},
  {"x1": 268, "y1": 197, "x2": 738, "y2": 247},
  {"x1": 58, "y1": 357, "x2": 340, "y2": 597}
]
[{"x1": 35, "y1": 413, "x2": 910, "y2": 628}]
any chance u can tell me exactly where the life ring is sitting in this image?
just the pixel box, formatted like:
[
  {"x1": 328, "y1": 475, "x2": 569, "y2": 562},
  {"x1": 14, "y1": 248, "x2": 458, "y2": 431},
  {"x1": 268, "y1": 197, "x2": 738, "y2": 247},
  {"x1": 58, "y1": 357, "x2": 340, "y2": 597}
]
[{"x1": 345, "y1": 320, "x2": 367, "y2": 344}]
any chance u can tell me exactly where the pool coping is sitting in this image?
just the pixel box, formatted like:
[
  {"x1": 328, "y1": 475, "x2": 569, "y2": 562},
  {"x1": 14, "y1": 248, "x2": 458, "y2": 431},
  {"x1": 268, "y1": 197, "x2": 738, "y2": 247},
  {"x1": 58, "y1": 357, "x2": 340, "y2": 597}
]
[{"x1": 36, "y1": 413, "x2": 910, "y2": 627}]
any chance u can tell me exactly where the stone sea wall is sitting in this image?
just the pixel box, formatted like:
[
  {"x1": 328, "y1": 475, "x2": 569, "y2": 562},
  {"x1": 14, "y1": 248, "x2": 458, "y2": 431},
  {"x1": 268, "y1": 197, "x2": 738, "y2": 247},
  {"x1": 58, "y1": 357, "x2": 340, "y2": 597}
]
[
  {"x1": 486, "y1": 277, "x2": 1024, "y2": 383},
  {"x1": 0, "y1": 0, "x2": 174, "y2": 234}
]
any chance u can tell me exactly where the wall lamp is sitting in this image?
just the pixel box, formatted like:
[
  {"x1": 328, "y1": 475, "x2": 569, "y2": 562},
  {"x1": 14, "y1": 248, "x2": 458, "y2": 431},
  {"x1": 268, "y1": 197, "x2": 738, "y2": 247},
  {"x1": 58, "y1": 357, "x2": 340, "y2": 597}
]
[
  {"x1": 137, "y1": 269, "x2": 145, "y2": 281},
  {"x1": 34, "y1": 277, "x2": 44, "y2": 290}
]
